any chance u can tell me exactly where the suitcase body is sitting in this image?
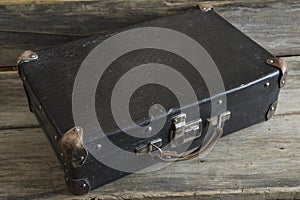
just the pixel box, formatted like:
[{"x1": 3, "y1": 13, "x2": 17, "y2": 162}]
[{"x1": 17, "y1": 4, "x2": 287, "y2": 195}]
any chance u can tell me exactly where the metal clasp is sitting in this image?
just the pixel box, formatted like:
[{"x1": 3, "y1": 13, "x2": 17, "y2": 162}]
[
  {"x1": 135, "y1": 112, "x2": 230, "y2": 162},
  {"x1": 135, "y1": 138, "x2": 163, "y2": 154},
  {"x1": 207, "y1": 111, "x2": 231, "y2": 130},
  {"x1": 170, "y1": 113, "x2": 202, "y2": 148}
]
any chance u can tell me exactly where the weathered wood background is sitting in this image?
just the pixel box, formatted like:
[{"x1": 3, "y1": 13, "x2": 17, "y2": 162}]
[
  {"x1": 0, "y1": 0, "x2": 300, "y2": 199},
  {"x1": 0, "y1": 0, "x2": 299, "y2": 66}
]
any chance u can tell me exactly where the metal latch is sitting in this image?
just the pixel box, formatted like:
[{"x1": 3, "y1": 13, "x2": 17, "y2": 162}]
[
  {"x1": 135, "y1": 138, "x2": 163, "y2": 154},
  {"x1": 136, "y1": 112, "x2": 230, "y2": 162},
  {"x1": 207, "y1": 111, "x2": 231, "y2": 130},
  {"x1": 170, "y1": 113, "x2": 202, "y2": 147}
]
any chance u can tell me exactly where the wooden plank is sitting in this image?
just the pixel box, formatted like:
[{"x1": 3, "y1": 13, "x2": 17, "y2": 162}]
[
  {"x1": 0, "y1": 0, "x2": 299, "y2": 66},
  {"x1": 0, "y1": 114, "x2": 299, "y2": 199},
  {"x1": 0, "y1": 73, "x2": 38, "y2": 129},
  {"x1": 276, "y1": 56, "x2": 300, "y2": 116},
  {"x1": 1, "y1": 0, "x2": 296, "y2": 35},
  {"x1": 219, "y1": 1, "x2": 300, "y2": 57},
  {"x1": 1, "y1": 56, "x2": 299, "y2": 129}
]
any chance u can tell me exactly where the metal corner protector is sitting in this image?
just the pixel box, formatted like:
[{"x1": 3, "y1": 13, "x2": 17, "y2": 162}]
[
  {"x1": 59, "y1": 126, "x2": 88, "y2": 168},
  {"x1": 199, "y1": 3, "x2": 214, "y2": 12},
  {"x1": 266, "y1": 57, "x2": 288, "y2": 88}
]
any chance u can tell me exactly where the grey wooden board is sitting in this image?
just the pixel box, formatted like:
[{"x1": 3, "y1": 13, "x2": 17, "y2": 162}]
[
  {"x1": 276, "y1": 57, "x2": 300, "y2": 116},
  {"x1": 0, "y1": 0, "x2": 299, "y2": 66},
  {"x1": 0, "y1": 56, "x2": 299, "y2": 199},
  {"x1": 0, "y1": 73, "x2": 38, "y2": 129}
]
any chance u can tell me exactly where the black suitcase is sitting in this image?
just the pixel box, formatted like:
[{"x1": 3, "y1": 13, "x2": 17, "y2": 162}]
[{"x1": 17, "y1": 4, "x2": 287, "y2": 195}]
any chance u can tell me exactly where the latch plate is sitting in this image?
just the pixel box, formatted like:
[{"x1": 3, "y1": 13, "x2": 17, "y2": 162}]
[
  {"x1": 135, "y1": 138, "x2": 163, "y2": 154},
  {"x1": 207, "y1": 111, "x2": 231, "y2": 128},
  {"x1": 170, "y1": 113, "x2": 202, "y2": 148}
]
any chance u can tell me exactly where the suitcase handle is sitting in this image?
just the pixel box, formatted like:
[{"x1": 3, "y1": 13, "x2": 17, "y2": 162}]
[{"x1": 150, "y1": 111, "x2": 230, "y2": 162}]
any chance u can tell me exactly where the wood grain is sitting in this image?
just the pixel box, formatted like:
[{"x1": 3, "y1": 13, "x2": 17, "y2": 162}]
[
  {"x1": 0, "y1": 73, "x2": 38, "y2": 129},
  {"x1": 0, "y1": 0, "x2": 299, "y2": 66},
  {"x1": 276, "y1": 57, "x2": 300, "y2": 116}
]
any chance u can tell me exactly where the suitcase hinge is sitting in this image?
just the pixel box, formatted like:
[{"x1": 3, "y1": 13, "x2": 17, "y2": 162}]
[
  {"x1": 266, "y1": 57, "x2": 288, "y2": 88},
  {"x1": 199, "y1": 3, "x2": 214, "y2": 12},
  {"x1": 59, "y1": 126, "x2": 88, "y2": 168},
  {"x1": 170, "y1": 113, "x2": 202, "y2": 148}
]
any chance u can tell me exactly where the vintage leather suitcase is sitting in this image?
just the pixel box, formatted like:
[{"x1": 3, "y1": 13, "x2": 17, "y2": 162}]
[{"x1": 17, "y1": 4, "x2": 287, "y2": 195}]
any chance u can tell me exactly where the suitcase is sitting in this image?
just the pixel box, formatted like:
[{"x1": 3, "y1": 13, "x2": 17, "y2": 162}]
[{"x1": 17, "y1": 3, "x2": 287, "y2": 195}]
